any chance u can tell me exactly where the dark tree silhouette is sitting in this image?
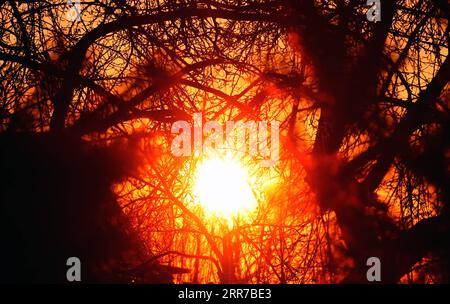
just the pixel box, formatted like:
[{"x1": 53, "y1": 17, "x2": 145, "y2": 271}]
[{"x1": 0, "y1": 0, "x2": 449, "y2": 283}]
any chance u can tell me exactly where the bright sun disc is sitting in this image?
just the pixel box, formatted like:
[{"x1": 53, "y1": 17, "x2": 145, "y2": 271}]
[{"x1": 193, "y1": 157, "x2": 257, "y2": 217}]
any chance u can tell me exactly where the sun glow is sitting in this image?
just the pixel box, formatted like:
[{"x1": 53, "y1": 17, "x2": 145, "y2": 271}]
[{"x1": 193, "y1": 157, "x2": 257, "y2": 218}]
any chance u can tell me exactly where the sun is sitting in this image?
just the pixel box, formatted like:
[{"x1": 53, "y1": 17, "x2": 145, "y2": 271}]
[{"x1": 193, "y1": 156, "x2": 257, "y2": 218}]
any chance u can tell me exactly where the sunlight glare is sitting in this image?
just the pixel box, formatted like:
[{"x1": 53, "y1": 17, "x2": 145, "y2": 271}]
[{"x1": 193, "y1": 157, "x2": 257, "y2": 218}]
